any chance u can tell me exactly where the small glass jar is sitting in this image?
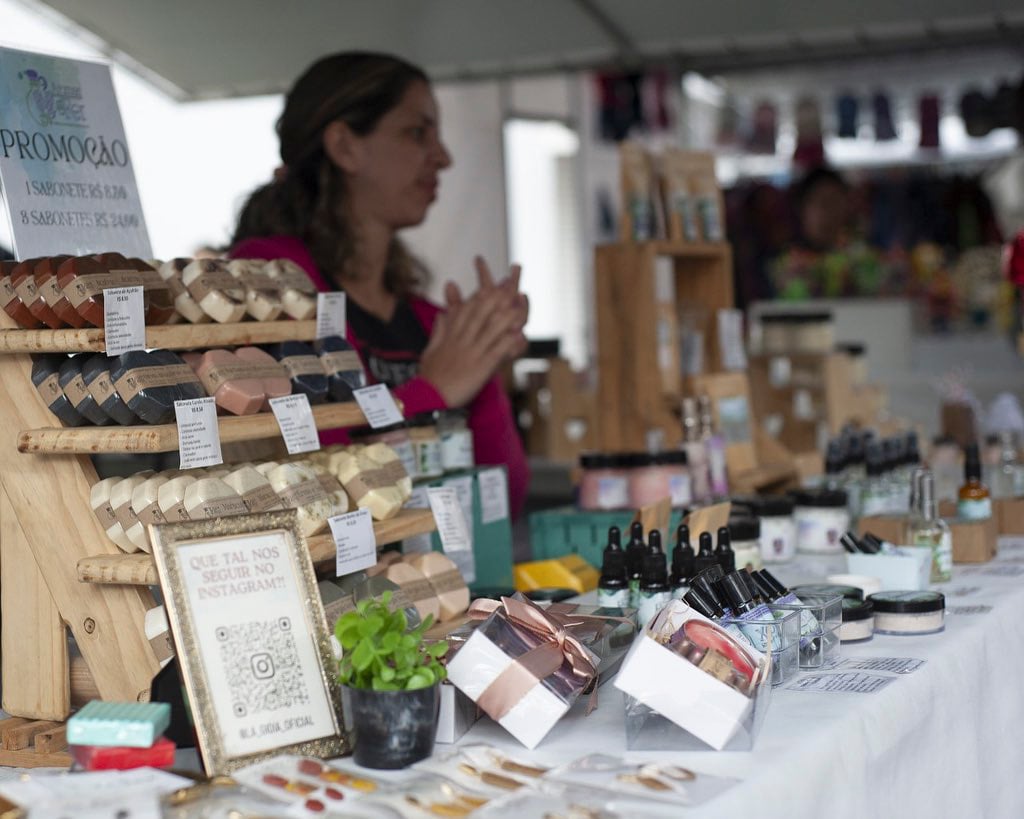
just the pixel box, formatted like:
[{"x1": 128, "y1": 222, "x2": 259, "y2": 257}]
[
  {"x1": 626, "y1": 451, "x2": 692, "y2": 508},
  {"x1": 579, "y1": 453, "x2": 630, "y2": 511},
  {"x1": 839, "y1": 598, "x2": 874, "y2": 643},
  {"x1": 435, "y1": 409, "x2": 474, "y2": 473},
  {"x1": 868, "y1": 591, "x2": 945, "y2": 636},
  {"x1": 407, "y1": 413, "x2": 443, "y2": 479},
  {"x1": 350, "y1": 421, "x2": 417, "y2": 479},
  {"x1": 793, "y1": 488, "x2": 849, "y2": 554},
  {"x1": 752, "y1": 495, "x2": 796, "y2": 563},
  {"x1": 793, "y1": 312, "x2": 835, "y2": 353},
  {"x1": 728, "y1": 516, "x2": 763, "y2": 572}
]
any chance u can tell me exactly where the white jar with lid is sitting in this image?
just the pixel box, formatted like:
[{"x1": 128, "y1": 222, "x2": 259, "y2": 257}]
[
  {"x1": 753, "y1": 495, "x2": 797, "y2": 563},
  {"x1": 793, "y1": 489, "x2": 850, "y2": 554},
  {"x1": 728, "y1": 516, "x2": 764, "y2": 572},
  {"x1": 436, "y1": 409, "x2": 474, "y2": 472}
]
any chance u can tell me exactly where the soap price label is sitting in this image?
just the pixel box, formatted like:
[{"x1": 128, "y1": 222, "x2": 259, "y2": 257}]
[
  {"x1": 353, "y1": 384, "x2": 403, "y2": 429},
  {"x1": 316, "y1": 291, "x2": 346, "y2": 339},
  {"x1": 787, "y1": 672, "x2": 896, "y2": 694},
  {"x1": 103, "y1": 286, "x2": 146, "y2": 355},
  {"x1": 174, "y1": 397, "x2": 223, "y2": 469},
  {"x1": 269, "y1": 394, "x2": 321, "y2": 455},
  {"x1": 428, "y1": 486, "x2": 475, "y2": 583},
  {"x1": 329, "y1": 508, "x2": 376, "y2": 577},
  {"x1": 948, "y1": 605, "x2": 994, "y2": 615},
  {"x1": 828, "y1": 657, "x2": 925, "y2": 675},
  {"x1": 478, "y1": 467, "x2": 510, "y2": 524},
  {"x1": 402, "y1": 487, "x2": 433, "y2": 554}
]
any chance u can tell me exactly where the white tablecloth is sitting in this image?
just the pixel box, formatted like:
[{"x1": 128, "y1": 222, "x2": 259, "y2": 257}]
[{"x1": 455, "y1": 538, "x2": 1024, "y2": 819}]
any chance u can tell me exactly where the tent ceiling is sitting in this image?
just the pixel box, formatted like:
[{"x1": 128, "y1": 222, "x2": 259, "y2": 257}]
[{"x1": 31, "y1": 0, "x2": 1024, "y2": 100}]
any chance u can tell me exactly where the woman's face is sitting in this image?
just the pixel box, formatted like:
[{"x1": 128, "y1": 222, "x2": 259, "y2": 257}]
[{"x1": 339, "y1": 80, "x2": 452, "y2": 231}]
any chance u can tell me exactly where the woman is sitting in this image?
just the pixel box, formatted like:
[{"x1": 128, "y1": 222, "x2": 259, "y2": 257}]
[{"x1": 231, "y1": 52, "x2": 530, "y2": 516}]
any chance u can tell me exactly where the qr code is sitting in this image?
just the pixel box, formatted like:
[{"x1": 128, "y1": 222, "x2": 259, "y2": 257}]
[{"x1": 215, "y1": 618, "x2": 310, "y2": 718}]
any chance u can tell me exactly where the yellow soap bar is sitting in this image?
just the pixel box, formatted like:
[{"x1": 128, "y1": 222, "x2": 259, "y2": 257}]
[{"x1": 513, "y1": 555, "x2": 599, "y2": 594}]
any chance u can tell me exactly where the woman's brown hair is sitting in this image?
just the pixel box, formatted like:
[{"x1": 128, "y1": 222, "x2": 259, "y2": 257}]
[{"x1": 233, "y1": 52, "x2": 430, "y2": 295}]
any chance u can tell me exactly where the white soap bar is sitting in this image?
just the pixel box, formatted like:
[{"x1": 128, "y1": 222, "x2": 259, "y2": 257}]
[
  {"x1": 385, "y1": 562, "x2": 440, "y2": 623},
  {"x1": 158, "y1": 475, "x2": 197, "y2": 523},
  {"x1": 91, "y1": 476, "x2": 134, "y2": 552},
  {"x1": 332, "y1": 450, "x2": 403, "y2": 520},
  {"x1": 127, "y1": 474, "x2": 169, "y2": 553},
  {"x1": 268, "y1": 462, "x2": 334, "y2": 536},
  {"x1": 182, "y1": 258, "x2": 246, "y2": 323},
  {"x1": 362, "y1": 442, "x2": 412, "y2": 501},
  {"x1": 254, "y1": 461, "x2": 280, "y2": 478},
  {"x1": 408, "y1": 551, "x2": 469, "y2": 622},
  {"x1": 184, "y1": 478, "x2": 248, "y2": 519},
  {"x1": 310, "y1": 463, "x2": 350, "y2": 517},
  {"x1": 227, "y1": 259, "x2": 283, "y2": 321},
  {"x1": 223, "y1": 465, "x2": 284, "y2": 513},
  {"x1": 158, "y1": 258, "x2": 209, "y2": 324},
  {"x1": 107, "y1": 473, "x2": 154, "y2": 553},
  {"x1": 263, "y1": 259, "x2": 317, "y2": 320}
]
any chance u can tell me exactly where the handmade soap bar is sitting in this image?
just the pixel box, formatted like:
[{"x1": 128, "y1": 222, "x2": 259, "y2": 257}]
[
  {"x1": 184, "y1": 478, "x2": 248, "y2": 519},
  {"x1": 196, "y1": 349, "x2": 266, "y2": 416},
  {"x1": 385, "y1": 562, "x2": 441, "y2": 623},
  {"x1": 13, "y1": 257, "x2": 62, "y2": 328},
  {"x1": 0, "y1": 259, "x2": 41, "y2": 327},
  {"x1": 111, "y1": 350, "x2": 206, "y2": 424},
  {"x1": 32, "y1": 355, "x2": 85, "y2": 426},
  {"x1": 331, "y1": 450, "x2": 403, "y2": 520},
  {"x1": 234, "y1": 346, "x2": 292, "y2": 408},
  {"x1": 227, "y1": 259, "x2": 283, "y2": 321},
  {"x1": 310, "y1": 462, "x2": 350, "y2": 516},
  {"x1": 125, "y1": 257, "x2": 176, "y2": 324},
  {"x1": 223, "y1": 465, "x2": 284, "y2": 513},
  {"x1": 108, "y1": 473, "x2": 154, "y2": 553},
  {"x1": 263, "y1": 258, "x2": 317, "y2": 319},
  {"x1": 254, "y1": 461, "x2": 280, "y2": 478},
  {"x1": 58, "y1": 354, "x2": 111, "y2": 425},
  {"x1": 127, "y1": 474, "x2": 170, "y2": 552},
  {"x1": 158, "y1": 475, "x2": 197, "y2": 523},
  {"x1": 314, "y1": 335, "x2": 366, "y2": 401},
  {"x1": 58, "y1": 254, "x2": 145, "y2": 328},
  {"x1": 182, "y1": 258, "x2": 246, "y2": 323},
  {"x1": 268, "y1": 462, "x2": 334, "y2": 536},
  {"x1": 158, "y1": 258, "x2": 209, "y2": 324},
  {"x1": 81, "y1": 354, "x2": 139, "y2": 426},
  {"x1": 67, "y1": 700, "x2": 171, "y2": 748},
  {"x1": 361, "y1": 442, "x2": 412, "y2": 501},
  {"x1": 408, "y1": 552, "x2": 469, "y2": 622},
  {"x1": 91, "y1": 476, "x2": 134, "y2": 552},
  {"x1": 268, "y1": 341, "x2": 328, "y2": 404},
  {"x1": 35, "y1": 255, "x2": 87, "y2": 328},
  {"x1": 70, "y1": 736, "x2": 176, "y2": 771}
]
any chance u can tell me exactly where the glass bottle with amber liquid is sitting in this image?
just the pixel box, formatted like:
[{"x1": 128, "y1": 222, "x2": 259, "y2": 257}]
[{"x1": 958, "y1": 443, "x2": 992, "y2": 521}]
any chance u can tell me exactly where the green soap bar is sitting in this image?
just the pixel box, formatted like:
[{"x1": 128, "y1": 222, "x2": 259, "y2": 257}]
[{"x1": 67, "y1": 700, "x2": 171, "y2": 748}]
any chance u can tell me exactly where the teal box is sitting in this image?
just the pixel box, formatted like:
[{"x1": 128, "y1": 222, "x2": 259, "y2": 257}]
[
  {"x1": 404, "y1": 466, "x2": 514, "y2": 592},
  {"x1": 529, "y1": 506, "x2": 688, "y2": 568}
]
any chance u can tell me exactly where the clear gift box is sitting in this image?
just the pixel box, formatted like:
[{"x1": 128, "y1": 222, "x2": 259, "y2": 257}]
[{"x1": 768, "y1": 593, "x2": 843, "y2": 668}]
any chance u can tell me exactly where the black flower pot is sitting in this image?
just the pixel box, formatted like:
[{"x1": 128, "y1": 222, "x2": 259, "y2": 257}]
[{"x1": 342, "y1": 684, "x2": 441, "y2": 769}]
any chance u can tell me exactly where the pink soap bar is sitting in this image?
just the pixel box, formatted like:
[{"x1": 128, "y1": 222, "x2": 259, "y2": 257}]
[
  {"x1": 196, "y1": 349, "x2": 266, "y2": 415},
  {"x1": 235, "y1": 346, "x2": 292, "y2": 409},
  {"x1": 70, "y1": 735, "x2": 176, "y2": 770}
]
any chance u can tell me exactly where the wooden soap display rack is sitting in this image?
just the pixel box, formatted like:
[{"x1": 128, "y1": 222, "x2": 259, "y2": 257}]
[{"x1": 0, "y1": 314, "x2": 436, "y2": 766}]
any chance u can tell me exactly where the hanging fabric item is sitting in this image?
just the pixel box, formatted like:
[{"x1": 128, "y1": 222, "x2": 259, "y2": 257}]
[
  {"x1": 793, "y1": 96, "x2": 825, "y2": 168},
  {"x1": 919, "y1": 94, "x2": 941, "y2": 149},
  {"x1": 960, "y1": 88, "x2": 992, "y2": 138},
  {"x1": 836, "y1": 93, "x2": 859, "y2": 138},
  {"x1": 873, "y1": 91, "x2": 897, "y2": 141},
  {"x1": 747, "y1": 100, "x2": 778, "y2": 153},
  {"x1": 596, "y1": 72, "x2": 645, "y2": 142}
]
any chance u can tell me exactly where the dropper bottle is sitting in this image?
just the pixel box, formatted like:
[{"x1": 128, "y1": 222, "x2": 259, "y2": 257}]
[
  {"x1": 670, "y1": 524, "x2": 696, "y2": 600},
  {"x1": 625, "y1": 521, "x2": 646, "y2": 607},
  {"x1": 715, "y1": 525, "x2": 736, "y2": 574},
  {"x1": 694, "y1": 531, "x2": 719, "y2": 575},
  {"x1": 597, "y1": 526, "x2": 631, "y2": 608},
  {"x1": 637, "y1": 530, "x2": 672, "y2": 625}
]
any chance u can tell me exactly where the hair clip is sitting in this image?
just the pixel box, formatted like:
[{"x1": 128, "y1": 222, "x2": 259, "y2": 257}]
[
  {"x1": 458, "y1": 762, "x2": 523, "y2": 790},
  {"x1": 297, "y1": 758, "x2": 376, "y2": 792},
  {"x1": 487, "y1": 750, "x2": 550, "y2": 778},
  {"x1": 261, "y1": 773, "x2": 316, "y2": 796},
  {"x1": 406, "y1": 794, "x2": 475, "y2": 817},
  {"x1": 616, "y1": 772, "x2": 672, "y2": 791}
]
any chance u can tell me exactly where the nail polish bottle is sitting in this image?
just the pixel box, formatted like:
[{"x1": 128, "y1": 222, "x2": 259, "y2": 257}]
[
  {"x1": 670, "y1": 524, "x2": 696, "y2": 600},
  {"x1": 637, "y1": 530, "x2": 672, "y2": 626},
  {"x1": 597, "y1": 526, "x2": 631, "y2": 608},
  {"x1": 625, "y1": 521, "x2": 646, "y2": 608}
]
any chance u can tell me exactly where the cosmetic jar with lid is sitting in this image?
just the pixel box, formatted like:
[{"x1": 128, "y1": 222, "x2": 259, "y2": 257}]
[
  {"x1": 626, "y1": 453, "x2": 661, "y2": 508},
  {"x1": 793, "y1": 488, "x2": 850, "y2": 554},
  {"x1": 839, "y1": 598, "x2": 874, "y2": 643},
  {"x1": 827, "y1": 573, "x2": 882, "y2": 598},
  {"x1": 727, "y1": 516, "x2": 763, "y2": 572},
  {"x1": 868, "y1": 590, "x2": 945, "y2": 636},
  {"x1": 836, "y1": 342, "x2": 867, "y2": 385},
  {"x1": 793, "y1": 583, "x2": 863, "y2": 601},
  {"x1": 579, "y1": 453, "x2": 631, "y2": 511},
  {"x1": 435, "y1": 409, "x2": 474, "y2": 472},
  {"x1": 351, "y1": 422, "x2": 417, "y2": 479},
  {"x1": 656, "y1": 450, "x2": 692, "y2": 507},
  {"x1": 407, "y1": 413, "x2": 444, "y2": 479},
  {"x1": 750, "y1": 495, "x2": 796, "y2": 563}
]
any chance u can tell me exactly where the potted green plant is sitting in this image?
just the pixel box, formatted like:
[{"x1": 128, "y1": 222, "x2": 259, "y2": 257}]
[{"x1": 335, "y1": 591, "x2": 448, "y2": 769}]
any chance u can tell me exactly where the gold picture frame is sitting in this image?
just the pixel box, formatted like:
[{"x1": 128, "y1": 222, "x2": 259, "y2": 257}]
[{"x1": 150, "y1": 510, "x2": 347, "y2": 775}]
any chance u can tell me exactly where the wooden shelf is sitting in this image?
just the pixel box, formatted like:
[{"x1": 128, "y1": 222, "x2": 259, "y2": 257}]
[
  {"x1": 19, "y1": 401, "x2": 367, "y2": 454},
  {"x1": 0, "y1": 320, "x2": 317, "y2": 354},
  {"x1": 77, "y1": 507, "x2": 437, "y2": 585},
  {"x1": 597, "y1": 240, "x2": 730, "y2": 259}
]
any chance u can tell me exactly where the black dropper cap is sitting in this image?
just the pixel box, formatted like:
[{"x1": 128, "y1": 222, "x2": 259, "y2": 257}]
[
  {"x1": 715, "y1": 526, "x2": 736, "y2": 574},
  {"x1": 964, "y1": 442, "x2": 982, "y2": 482},
  {"x1": 694, "y1": 531, "x2": 719, "y2": 574},
  {"x1": 739, "y1": 569, "x2": 765, "y2": 604},
  {"x1": 719, "y1": 570, "x2": 757, "y2": 615},
  {"x1": 757, "y1": 568, "x2": 789, "y2": 598},
  {"x1": 684, "y1": 587, "x2": 723, "y2": 619},
  {"x1": 825, "y1": 440, "x2": 844, "y2": 476},
  {"x1": 625, "y1": 521, "x2": 646, "y2": 579},
  {"x1": 670, "y1": 524, "x2": 696, "y2": 586},
  {"x1": 884, "y1": 437, "x2": 904, "y2": 473},
  {"x1": 690, "y1": 563, "x2": 725, "y2": 607},
  {"x1": 866, "y1": 441, "x2": 885, "y2": 477},
  {"x1": 749, "y1": 570, "x2": 781, "y2": 601},
  {"x1": 599, "y1": 526, "x2": 628, "y2": 590},
  {"x1": 846, "y1": 432, "x2": 865, "y2": 467},
  {"x1": 641, "y1": 530, "x2": 669, "y2": 591},
  {"x1": 904, "y1": 431, "x2": 920, "y2": 467}
]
